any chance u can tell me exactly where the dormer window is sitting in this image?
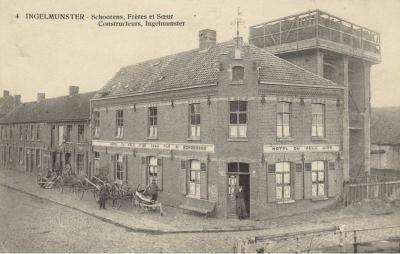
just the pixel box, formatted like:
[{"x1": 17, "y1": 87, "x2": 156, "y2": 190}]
[{"x1": 232, "y1": 66, "x2": 244, "y2": 82}]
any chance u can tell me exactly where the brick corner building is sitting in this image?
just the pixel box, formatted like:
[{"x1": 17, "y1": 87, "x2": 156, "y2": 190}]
[{"x1": 91, "y1": 24, "x2": 350, "y2": 218}]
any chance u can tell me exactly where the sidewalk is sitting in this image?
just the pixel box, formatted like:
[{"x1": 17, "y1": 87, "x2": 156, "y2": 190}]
[{"x1": 0, "y1": 168, "x2": 395, "y2": 234}]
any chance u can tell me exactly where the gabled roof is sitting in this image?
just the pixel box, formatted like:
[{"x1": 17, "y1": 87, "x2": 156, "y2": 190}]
[
  {"x1": 94, "y1": 40, "x2": 336, "y2": 99},
  {"x1": 0, "y1": 91, "x2": 97, "y2": 124},
  {"x1": 371, "y1": 107, "x2": 400, "y2": 145}
]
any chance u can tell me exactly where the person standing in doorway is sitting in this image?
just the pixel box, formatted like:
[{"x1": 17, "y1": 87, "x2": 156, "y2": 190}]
[
  {"x1": 99, "y1": 183, "x2": 109, "y2": 209},
  {"x1": 235, "y1": 186, "x2": 248, "y2": 219}
]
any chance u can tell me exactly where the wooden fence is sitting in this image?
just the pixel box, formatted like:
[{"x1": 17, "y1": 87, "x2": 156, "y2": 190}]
[{"x1": 343, "y1": 180, "x2": 400, "y2": 206}]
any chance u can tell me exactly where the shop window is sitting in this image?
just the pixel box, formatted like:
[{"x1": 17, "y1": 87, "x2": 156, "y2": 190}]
[
  {"x1": 115, "y1": 154, "x2": 123, "y2": 181},
  {"x1": 189, "y1": 103, "x2": 200, "y2": 138},
  {"x1": 148, "y1": 107, "x2": 158, "y2": 138},
  {"x1": 311, "y1": 161, "x2": 325, "y2": 197},
  {"x1": 312, "y1": 104, "x2": 325, "y2": 137},
  {"x1": 229, "y1": 101, "x2": 247, "y2": 138},
  {"x1": 276, "y1": 162, "x2": 291, "y2": 201},
  {"x1": 93, "y1": 111, "x2": 100, "y2": 138},
  {"x1": 277, "y1": 102, "x2": 291, "y2": 137},
  {"x1": 147, "y1": 156, "x2": 158, "y2": 184},
  {"x1": 232, "y1": 66, "x2": 244, "y2": 82},
  {"x1": 78, "y1": 124, "x2": 85, "y2": 142},
  {"x1": 65, "y1": 125, "x2": 72, "y2": 142},
  {"x1": 115, "y1": 110, "x2": 123, "y2": 138},
  {"x1": 188, "y1": 160, "x2": 201, "y2": 198}
]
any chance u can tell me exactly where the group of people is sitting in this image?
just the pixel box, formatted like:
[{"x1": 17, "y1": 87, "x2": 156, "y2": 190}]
[{"x1": 97, "y1": 179, "x2": 159, "y2": 210}]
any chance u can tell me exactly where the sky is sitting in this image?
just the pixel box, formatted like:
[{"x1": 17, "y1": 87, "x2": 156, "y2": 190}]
[{"x1": 0, "y1": 0, "x2": 399, "y2": 107}]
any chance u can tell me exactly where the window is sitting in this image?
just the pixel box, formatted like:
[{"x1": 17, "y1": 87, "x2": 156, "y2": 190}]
[
  {"x1": 229, "y1": 101, "x2": 247, "y2": 138},
  {"x1": 189, "y1": 103, "x2": 200, "y2": 138},
  {"x1": 114, "y1": 154, "x2": 123, "y2": 180},
  {"x1": 58, "y1": 126, "x2": 64, "y2": 145},
  {"x1": 148, "y1": 156, "x2": 158, "y2": 184},
  {"x1": 36, "y1": 125, "x2": 40, "y2": 140},
  {"x1": 30, "y1": 125, "x2": 34, "y2": 140},
  {"x1": 232, "y1": 66, "x2": 244, "y2": 82},
  {"x1": 276, "y1": 162, "x2": 291, "y2": 201},
  {"x1": 36, "y1": 149, "x2": 40, "y2": 167},
  {"x1": 78, "y1": 125, "x2": 85, "y2": 142},
  {"x1": 148, "y1": 107, "x2": 158, "y2": 138},
  {"x1": 277, "y1": 102, "x2": 291, "y2": 137},
  {"x1": 188, "y1": 160, "x2": 201, "y2": 198},
  {"x1": 312, "y1": 104, "x2": 325, "y2": 137},
  {"x1": 77, "y1": 154, "x2": 84, "y2": 174},
  {"x1": 94, "y1": 152, "x2": 100, "y2": 159},
  {"x1": 19, "y1": 148, "x2": 22, "y2": 164},
  {"x1": 311, "y1": 161, "x2": 325, "y2": 197},
  {"x1": 9, "y1": 127, "x2": 12, "y2": 139},
  {"x1": 0, "y1": 127, "x2": 2, "y2": 139},
  {"x1": 19, "y1": 126, "x2": 23, "y2": 140},
  {"x1": 65, "y1": 125, "x2": 72, "y2": 142},
  {"x1": 115, "y1": 110, "x2": 123, "y2": 138},
  {"x1": 93, "y1": 111, "x2": 100, "y2": 137},
  {"x1": 94, "y1": 152, "x2": 100, "y2": 176},
  {"x1": 25, "y1": 125, "x2": 28, "y2": 140}
]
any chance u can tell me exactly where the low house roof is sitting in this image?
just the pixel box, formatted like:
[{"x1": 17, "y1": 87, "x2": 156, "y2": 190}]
[
  {"x1": 94, "y1": 40, "x2": 336, "y2": 99},
  {"x1": 0, "y1": 91, "x2": 97, "y2": 124},
  {"x1": 371, "y1": 107, "x2": 400, "y2": 145}
]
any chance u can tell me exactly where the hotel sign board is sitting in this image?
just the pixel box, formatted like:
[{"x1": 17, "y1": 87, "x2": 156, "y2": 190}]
[
  {"x1": 92, "y1": 140, "x2": 214, "y2": 153},
  {"x1": 264, "y1": 144, "x2": 340, "y2": 153}
]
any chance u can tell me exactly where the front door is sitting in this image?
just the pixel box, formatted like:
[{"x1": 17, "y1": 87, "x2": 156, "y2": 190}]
[{"x1": 227, "y1": 162, "x2": 250, "y2": 219}]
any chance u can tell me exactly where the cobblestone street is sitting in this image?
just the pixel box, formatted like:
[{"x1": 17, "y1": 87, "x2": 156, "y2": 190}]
[{"x1": 1, "y1": 169, "x2": 400, "y2": 252}]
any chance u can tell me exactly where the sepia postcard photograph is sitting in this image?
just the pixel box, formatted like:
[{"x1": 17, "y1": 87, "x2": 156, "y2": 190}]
[{"x1": 1, "y1": 0, "x2": 400, "y2": 252}]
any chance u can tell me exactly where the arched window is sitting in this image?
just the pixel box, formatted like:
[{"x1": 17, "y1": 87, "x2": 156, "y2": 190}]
[{"x1": 232, "y1": 66, "x2": 244, "y2": 82}]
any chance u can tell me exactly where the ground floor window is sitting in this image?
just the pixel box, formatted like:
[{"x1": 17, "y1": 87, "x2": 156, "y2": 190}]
[
  {"x1": 36, "y1": 149, "x2": 40, "y2": 167},
  {"x1": 276, "y1": 162, "x2": 291, "y2": 200},
  {"x1": 115, "y1": 154, "x2": 123, "y2": 181},
  {"x1": 147, "y1": 156, "x2": 158, "y2": 184},
  {"x1": 19, "y1": 148, "x2": 23, "y2": 164},
  {"x1": 312, "y1": 161, "x2": 325, "y2": 197},
  {"x1": 77, "y1": 154, "x2": 84, "y2": 174},
  {"x1": 188, "y1": 160, "x2": 201, "y2": 198}
]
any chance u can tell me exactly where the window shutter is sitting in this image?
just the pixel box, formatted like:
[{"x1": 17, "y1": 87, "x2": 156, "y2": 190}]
[
  {"x1": 123, "y1": 155, "x2": 128, "y2": 184},
  {"x1": 180, "y1": 160, "x2": 187, "y2": 195},
  {"x1": 110, "y1": 154, "x2": 115, "y2": 180},
  {"x1": 304, "y1": 162, "x2": 312, "y2": 199},
  {"x1": 157, "y1": 158, "x2": 163, "y2": 191},
  {"x1": 327, "y1": 161, "x2": 336, "y2": 197},
  {"x1": 141, "y1": 157, "x2": 147, "y2": 185},
  {"x1": 267, "y1": 163, "x2": 276, "y2": 202},
  {"x1": 200, "y1": 162, "x2": 208, "y2": 199},
  {"x1": 290, "y1": 162, "x2": 295, "y2": 199}
]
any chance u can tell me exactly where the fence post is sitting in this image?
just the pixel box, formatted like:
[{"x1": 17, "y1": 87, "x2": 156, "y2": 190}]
[
  {"x1": 353, "y1": 230, "x2": 358, "y2": 253},
  {"x1": 338, "y1": 226, "x2": 345, "y2": 253}
]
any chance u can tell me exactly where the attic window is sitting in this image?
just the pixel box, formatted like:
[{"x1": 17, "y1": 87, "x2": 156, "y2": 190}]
[{"x1": 232, "y1": 66, "x2": 244, "y2": 82}]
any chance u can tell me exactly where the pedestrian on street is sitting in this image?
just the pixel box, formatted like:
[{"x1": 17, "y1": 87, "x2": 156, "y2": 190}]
[
  {"x1": 146, "y1": 179, "x2": 159, "y2": 202},
  {"x1": 99, "y1": 183, "x2": 109, "y2": 209}
]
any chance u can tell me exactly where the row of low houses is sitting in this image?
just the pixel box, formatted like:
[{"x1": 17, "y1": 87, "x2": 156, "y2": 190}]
[{"x1": 0, "y1": 10, "x2": 383, "y2": 219}]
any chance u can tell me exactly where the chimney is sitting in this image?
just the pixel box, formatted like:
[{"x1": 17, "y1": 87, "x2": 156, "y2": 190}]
[
  {"x1": 199, "y1": 29, "x2": 216, "y2": 50},
  {"x1": 37, "y1": 93, "x2": 46, "y2": 102},
  {"x1": 69, "y1": 86, "x2": 79, "y2": 96},
  {"x1": 3, "y1": 90, "x2": 9, "y2": 98},
  {"x1": 14, "y1": 95, "x2": 21, "y2": 105}
]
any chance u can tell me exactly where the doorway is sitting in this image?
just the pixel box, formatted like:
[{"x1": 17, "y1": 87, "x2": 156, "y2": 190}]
[{"x1": 227, "y1": 162, "x2": 250, "y2": 219}]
